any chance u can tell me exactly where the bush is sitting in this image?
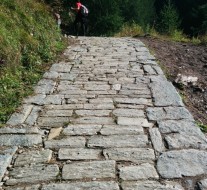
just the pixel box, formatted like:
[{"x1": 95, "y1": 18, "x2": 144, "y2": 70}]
[{"x1": 0, "y1": 0, "x2": 66, "y2": 123}]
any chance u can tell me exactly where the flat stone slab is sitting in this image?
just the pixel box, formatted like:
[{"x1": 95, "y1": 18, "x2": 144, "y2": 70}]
[
  {"x1": 37, "y1": 117, "x2": 70, "y2": 128},
  {"x1": 165, "y1": 133, "x2": 207, "y2": 149},
  {"x1": 5, "y1": 185, "x2": 40, "y2": 190},
  {"x1": 42, "y1": 110, "x2": 73, "y2": 117},
  {"x1": 121, "y1": 181, "x2": 184, "y2": 190},
  {"x1": 49, "y1": 63, "x2": 72, "y2": 72},
  {"x1": 157, "y1": 149, "x2": 207, "y2": 178},
  {"x1": 6, "y1": 164, "x2": 59, "y2": 185},
  {"x1": 14, "y1": 149, "x2": 52, "y2": 166},
  {"x1": 62, "y1": 160, "x2": 116, "y2": 180},
  {"x1": 147, "y1": 107, "x2": 193, "y2": 121},
  {"x1": 113, "y1": 109, "x2": 145, "y2": 117},
  {"x1": 157, "y1": 120, "x2": 206, "y2": 140},
  {"x1": 44, "y1": 137, "x2": 86, "y2": 149},
  {"x1": 0, "y1": 147, "x2": 17, "y2": 181},
  {"x1": 0, "y1": 126, "x2": 39, "y2": 134},
  {"x1": 75, "y1": 110, "x2": 111, "y2": 117},
  {"x1": 100, "y1": 125, "x2": 144, "y2": 135},
  {"x1": 72, "y1": 117, "x2": 115, "y2": 125},
  {"x1": 103, "y1": 148, "x2": 155, "y2": 163},
  {"x1": 114, "y1": 98, "x2": 152, "y2": 105},
  {"x1": 42, "y1": 182, "x2": 119, "y2": 190},
  {"x1": 0, "y1": 134, "x2": 42, "y2": 146},
  {"x1": 149, "y1": 128, "x2": 165, "y2": 153},
  {"x1": 197, "y1": 179, "x2": 207, "y2": 190},
  {"x1": 63, "y1": 124, "x2": 102, "y2": 135},
  {"x1": 117, "y1": 117, "x2": 153, "y2": 128},
  {"x1": 6, "y1": 105, "x2": 33, "y2": 125},
  {"x1": 150, "y1": 76, "x2": 184, "y2": 106},
  {"x1": 88, "y1": 135, "x2": 148, "y2": 148},
  {"x1": 58, "y1": 148, "x2": 101, "y2": 160},
  {"x1": 119, "y1": 163, "x2": 159, "y2": 180}
]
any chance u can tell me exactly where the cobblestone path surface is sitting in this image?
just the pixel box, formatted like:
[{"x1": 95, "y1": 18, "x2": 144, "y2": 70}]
[{"x1": 0, "y1": 37, "x2": 207, "y2": 190}]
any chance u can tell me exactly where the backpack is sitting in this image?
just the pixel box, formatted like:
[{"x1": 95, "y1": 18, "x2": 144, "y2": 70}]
[{"x1": 80, "y1": 4, "x2": 89, "y2": 16}]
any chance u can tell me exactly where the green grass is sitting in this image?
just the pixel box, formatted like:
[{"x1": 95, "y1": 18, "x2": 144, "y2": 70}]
[
  {"x1": 0, "y1": 0, "x2": 67, "y2": 123},
  {"x1": 197, "y1": 122, "x2": 207, "y2": 133}
]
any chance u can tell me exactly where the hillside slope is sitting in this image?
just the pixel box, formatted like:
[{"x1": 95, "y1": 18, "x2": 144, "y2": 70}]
[{"x1": 0, "y1": 0, "x2": 66, "y2": 123}]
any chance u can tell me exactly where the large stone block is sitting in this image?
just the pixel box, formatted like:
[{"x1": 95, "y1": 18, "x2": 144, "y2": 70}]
[{"x1": 62, "y1": 161, "x2": 116, "y2": 180}]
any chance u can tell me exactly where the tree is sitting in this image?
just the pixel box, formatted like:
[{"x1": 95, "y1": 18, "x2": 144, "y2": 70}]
[{"x1": 158, "y1": 0, "x2": 180, "y2": 34}]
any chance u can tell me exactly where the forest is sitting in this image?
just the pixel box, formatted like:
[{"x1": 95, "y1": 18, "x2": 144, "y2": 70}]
[{"x1": 45, "y1": 0, "x2": 207, "y2": 37}]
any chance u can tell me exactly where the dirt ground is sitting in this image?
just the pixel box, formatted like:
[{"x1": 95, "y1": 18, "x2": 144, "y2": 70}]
[{"x1": 139, "y1": 36, "x2": 207, "y2": 127}]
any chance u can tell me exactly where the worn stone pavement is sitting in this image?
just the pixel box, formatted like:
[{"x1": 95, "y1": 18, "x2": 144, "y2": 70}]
[{"x1": 0, "y1": 37, "x2": 207, "y2": 190}]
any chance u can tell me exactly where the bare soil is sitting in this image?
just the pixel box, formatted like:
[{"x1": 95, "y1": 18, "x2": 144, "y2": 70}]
[{"x1": 139, "y1": 36, "x2": 207, "y2": 126}]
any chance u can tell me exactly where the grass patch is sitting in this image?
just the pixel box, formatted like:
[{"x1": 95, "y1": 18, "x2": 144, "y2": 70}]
[
  {"x1": 197, "y1": 122, "x2": 207, "y2": 133},
  {"x1": 0, "y1": 0, "x2": 67, "y2": 123}
]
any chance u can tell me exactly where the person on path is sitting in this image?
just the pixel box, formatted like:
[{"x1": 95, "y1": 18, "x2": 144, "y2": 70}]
[
  {"x1": 71, "y1": 0, "x2": 88, "y2": 36},
  {"x1": 54, "y1": 12, "x2": 61, "y2": 29}
]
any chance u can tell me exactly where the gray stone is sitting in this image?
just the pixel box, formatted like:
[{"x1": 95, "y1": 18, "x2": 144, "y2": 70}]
[
  {"x1": 100, "y1": 125, "x2": 144, "y2": 135},
  {"x1": 23, "y1": 94, "x2": 46, "y2": 105},
  {"x1": 0, "y1": 126, "x2": 39, "y2": 134},
  {"x1": 43, "y1": 71, "x2": 59, "y2": 79},
  {"x1": 157, "y1": 120, "x2": 206, "y2": 140},
  {"x1": 157, "y1": 149, "x2": 207, "y2": 178},
  {"x1": 117, "y1": 117, "x2": 153, "y2": 128},
  {"x1": 44, "y1": 137, "x2": 86, "y2": 149},
  {"x1": 43, "y1": 95, "x2": 64, "y2": 105},
  {"x1": 59, "y1": 73, "x2": 78, "y2": 80},
  {"x1": 114, "y1": 98, "x2": 152, "y2": 105},
  {"x1": 42, "y1": 182, "x2": 119, "y2": 190},
  {"x1": 84, "y1": 103, "x2": 114, "y2": 110},
  {"x1": 0, "y1": 134, "x2": 42, "y2": 146},
  {"x1": 112, "y1": 84, "x2": 121, "y2": 90},
  {"x1": 37, "y1": 117, "x2": 70, "y2": 128},
  {"x1": 165, "y1": 133, "x2": 207, "y2": 149},
  {"x1": 43, "y1": 110, "x2": 73, "y2": 117},
  {"x1": 84, "y1": 84, "x2": 110, "y2": 91},
  {"x1": 143, "y1": 65, "x2": 157, "y2": 75},
  {"x1": 88, "y1": 135, "x2": 148, "y2": 148},
  {"x1": 149, "y1": 128, "x2": 165, "y2": 153},
  {"x1": 153, "y1": 65, "x2": 164, "y2": 75},
  {"x1": 116, "y1": 104, "x2": 145, "y2": 109},
  {"x1": 197, "y1": 179, "x2": 207, "y2": 190},
  {"x1": 58, "y1": 148, "x2": 101, "y2": 160},
  {"x1": 89, "y1": 98, "x2": 113, "y2": 103},
  {"x1": 44, "y1": 104, "x2": 83, "y2": 110},
  {"x1": 6, "y1": 105, "x2": 33, "y2": 125},
  {"x1": 147, "y1": 107, "x2": 194, "y2": 121},
  {"x1": 75, "y1": 110, "x2": 111, "y2": 117},
  {"x1": 113, "y1": 109, "x2": 145, "y2": 117},
  {"x1": 5, "y1": 185, "x2": 40, "y2": 190},
  {"x1": 14, "y1": 149, "x2": 52, "y2": 166},
  {"x1": 62, "y1": 161, "x2": 116, "y2": 180},
  {"x1": 63, "y1": 124, "x2": 102, "y2": 135},
  {"x1": 72, "y1": 117, "x2": 115, "y2": 125},
  {"x1": 34, "y1": 79, "x2": 56, "y2": 94},
  {"x1": 50, "y1": 63, "x2": 72, "y2": 72},
  {"x1": 103, "y1": 148, "x2": 155, "y2": 163},
  {"x1": 121, "y1": 181, "x2": 184, "y2": 190},
  {"x1": 119, "y1": 163, "x2": 159, "y2": 180},
  {"x1": 25, "y1": 106, "x2": 41, "y2": 125},
  {"x1": 150, "y1": 76, "x2": 184, "y2": 106},
  {"x1": 0, "y1": 147, "x2": 17, "y2": 181},
  {"x1": 6, "y1": 164, "x2": 59, "y2": 185}
]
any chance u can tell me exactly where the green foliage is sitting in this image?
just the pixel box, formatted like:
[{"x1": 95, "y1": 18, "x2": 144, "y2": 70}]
[
  {"x1": 0, "y1": 0, "x2": 66, "y2": 123},
  {"x1": 197, "y1": 122, "x2": 207, "y2": 133},
  {"x1": 115, "y1": 22, "x2": 144, "y2": 37},
  {"x1": 159, "y1": 0, "x2": 181, "y2": 35}
]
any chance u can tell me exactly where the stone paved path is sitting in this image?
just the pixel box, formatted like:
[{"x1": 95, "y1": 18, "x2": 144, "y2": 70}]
[{"x1": 0, "y1": 37, "x2": 207, "y2": 190}]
